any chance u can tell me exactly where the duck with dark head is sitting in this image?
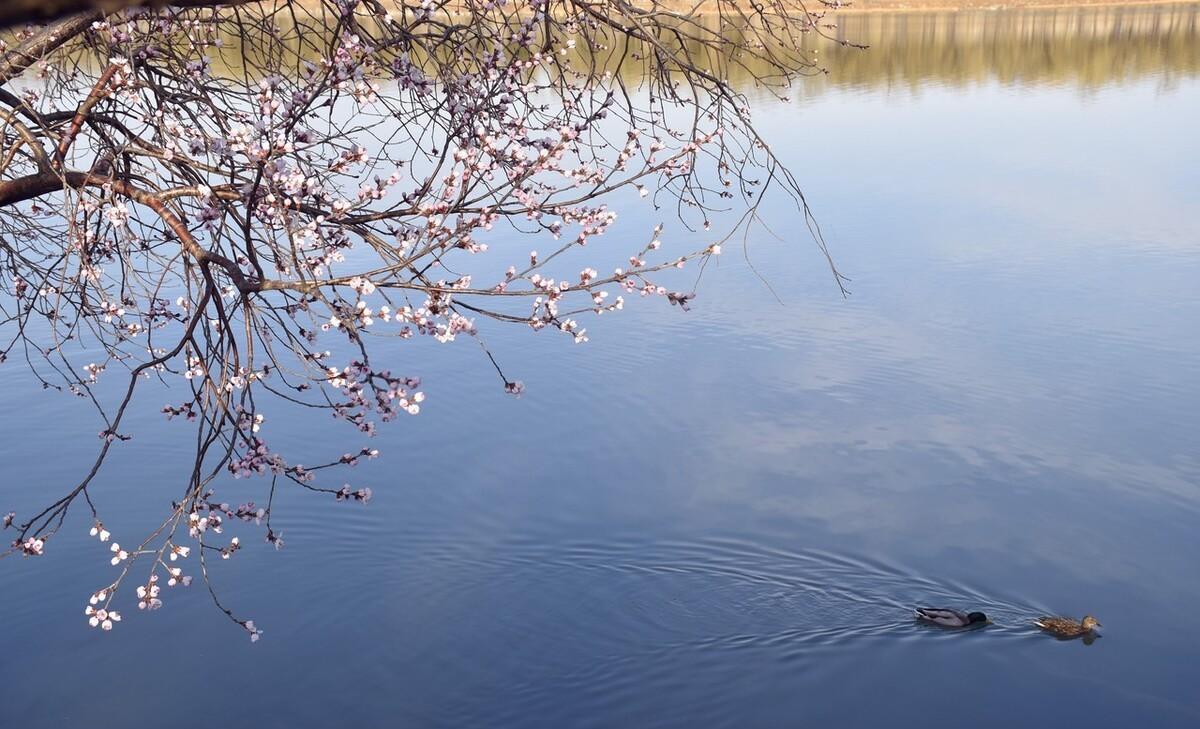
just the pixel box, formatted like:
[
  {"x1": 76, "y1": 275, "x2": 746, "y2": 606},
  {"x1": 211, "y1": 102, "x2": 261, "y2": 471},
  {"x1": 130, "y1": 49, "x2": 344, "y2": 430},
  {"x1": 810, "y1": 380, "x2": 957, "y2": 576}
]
[{"x1": 915, "y1": 607, "x2": 991, "y2": 628}]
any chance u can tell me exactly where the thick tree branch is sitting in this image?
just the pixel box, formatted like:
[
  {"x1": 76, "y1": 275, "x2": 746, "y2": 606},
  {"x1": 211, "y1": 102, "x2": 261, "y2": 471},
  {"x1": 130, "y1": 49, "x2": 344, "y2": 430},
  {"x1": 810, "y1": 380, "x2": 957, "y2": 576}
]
[
  {"x1": 0, "y1": 0, "x2": 252, "y2": 31},
  {"x1": 0, "y1": 12, "x2": 102, "y2": 86},
  {"x1": 0, "y1": 169, "x2": 261, "y2": 293}
]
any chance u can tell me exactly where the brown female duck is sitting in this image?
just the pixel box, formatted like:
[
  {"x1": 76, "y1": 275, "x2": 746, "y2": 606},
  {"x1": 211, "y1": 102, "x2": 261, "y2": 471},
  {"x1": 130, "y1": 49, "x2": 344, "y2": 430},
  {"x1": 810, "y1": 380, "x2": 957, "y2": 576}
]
[{"x1": 1035, "y1": 615, "x2": 1101, "y2": 637}]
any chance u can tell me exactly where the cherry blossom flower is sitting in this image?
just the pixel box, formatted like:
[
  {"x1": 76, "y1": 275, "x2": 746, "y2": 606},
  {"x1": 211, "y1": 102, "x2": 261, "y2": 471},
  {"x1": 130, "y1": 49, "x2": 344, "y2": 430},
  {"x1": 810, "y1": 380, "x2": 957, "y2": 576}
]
[
  {"x1": 104, "y1": 202, "x2": 130, "y2": 226},
  {"x1": 85, "y1": 606, "x2": 122, "y2": 631},
  {"x1": 109, "y1": 543, "x2": 129, "y2": 566},
  {"x1": 245, "y1": 620, "x2": 263, "y2": 643},
  {"x1": 137, "y1": 576, "x2": 163, "y2": 610},
  {"x1": 89, "y1": 522, "x2": 111, "y2": 542},
  {"x1": 21, "y1": 538, "x2": 45, "y2": 556},
  {"x1": 166, "y1": 566, "x2": 192, "y2": 587},
  {"x1": 335, "y1": 485, "x2": 373, "y2": 503}
]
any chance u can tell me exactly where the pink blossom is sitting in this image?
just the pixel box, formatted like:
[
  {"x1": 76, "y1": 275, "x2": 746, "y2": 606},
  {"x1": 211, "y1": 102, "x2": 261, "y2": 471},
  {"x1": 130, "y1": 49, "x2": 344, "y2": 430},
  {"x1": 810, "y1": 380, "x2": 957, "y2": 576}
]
[{"x1": 85, "y1": 606, "x2": 122, "y2": 631}]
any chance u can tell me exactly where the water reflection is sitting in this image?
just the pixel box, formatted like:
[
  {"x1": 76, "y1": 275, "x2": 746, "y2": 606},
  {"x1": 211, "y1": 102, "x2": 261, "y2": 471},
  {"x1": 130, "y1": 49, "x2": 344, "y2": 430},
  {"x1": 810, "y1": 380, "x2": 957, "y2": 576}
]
[
  {"x1": 189, "y1": 4, "x2": 1200, "y2": 91},
  {"x1": 810, "y1": 5, "x2": 1200, "y2": 91}
]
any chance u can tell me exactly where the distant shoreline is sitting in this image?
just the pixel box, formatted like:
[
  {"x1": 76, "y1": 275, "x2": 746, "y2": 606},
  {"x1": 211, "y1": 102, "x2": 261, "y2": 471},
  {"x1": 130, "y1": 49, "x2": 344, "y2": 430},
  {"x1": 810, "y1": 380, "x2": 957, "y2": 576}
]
[
  {"x1": 322, "y1": 0, "x2": 1200, "y2": 15},
  {"x1": 827, "y1": 0, "x2": 1195, "y2": 12}
]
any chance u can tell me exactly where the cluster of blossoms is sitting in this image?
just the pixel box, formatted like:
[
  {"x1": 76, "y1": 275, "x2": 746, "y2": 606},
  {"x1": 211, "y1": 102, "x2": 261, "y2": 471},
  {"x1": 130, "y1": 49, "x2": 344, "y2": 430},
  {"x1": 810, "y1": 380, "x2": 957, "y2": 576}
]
[
  {"x1": 236, "y1": 410, "x2": 266, "y2": 434},
  {"x1": 228, "y1": 439, "x2": 286, "y2": 479},
  {"x1": 188, "y1": 510, "x2": 224, "y2": 539},
  {"x1": 162, "y1": 402, "x2": 197, "y2": 421},
  {"x1": 338, "y1": 447, "x2": 380, "y2": 468},
  {"x1": 167, "y1": 566, "x2": 192, "y2": 587},
  {"x1": 245, "y1": 620, "x2": 264, "y2": 643},
  {"x1": 230, "y1": 503, "x2": 267, "y2": 525},
  {"x1": 77, "y1": 517, "x2": 198, "y2": 629},
  {"x1": 220, "y1": 537, "x2": 241, "y2": 560},
  {"x1": 82, "y1": 362, "x2": 105, "y2": 382},
  {"x1": 0, "y1": 0, "x2": 834, "y2": 638},
  {"x1": 85, "y1": 605, "x2": 121, "y2": 631},
  {"x1": 327, "y1": 361, "x2": 424, "y2": 431},
  {"x1": 20, "y1": 537, "x2": 45, "y2": 556},
  {"x1": 335, "y1": 484, "x2": 373, "y2": 503},
  {"x1": 136, "y1": 576, "x2": 163, "y2": 610}
]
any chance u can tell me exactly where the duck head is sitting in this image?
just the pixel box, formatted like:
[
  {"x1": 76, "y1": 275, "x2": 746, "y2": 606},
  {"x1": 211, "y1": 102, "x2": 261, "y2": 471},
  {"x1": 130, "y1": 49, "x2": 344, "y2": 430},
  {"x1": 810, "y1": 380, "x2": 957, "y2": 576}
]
[
  {"x1": 1081, "y1": 615, "x2": 1102, "y2": 631},
  {"x1": 967, "y1": 612, "x2": 990, "y2": 625}
]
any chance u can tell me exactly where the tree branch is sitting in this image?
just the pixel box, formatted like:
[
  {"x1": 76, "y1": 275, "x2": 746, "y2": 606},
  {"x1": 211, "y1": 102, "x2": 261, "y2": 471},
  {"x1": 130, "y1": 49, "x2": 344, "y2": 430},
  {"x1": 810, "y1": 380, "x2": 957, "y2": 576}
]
[
  {"x1": 0, "y1": 12, "x2": 101, "y2": 86},
  {"x1": 0, "y1": 0, "x2": 252, "y2": 31}
]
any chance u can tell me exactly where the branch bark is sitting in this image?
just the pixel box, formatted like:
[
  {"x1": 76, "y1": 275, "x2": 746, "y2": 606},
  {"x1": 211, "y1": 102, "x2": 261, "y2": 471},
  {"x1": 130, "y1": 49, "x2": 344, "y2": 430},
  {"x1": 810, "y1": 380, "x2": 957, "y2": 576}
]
[
  {"x1": 0, "y1": 169, "x2": 261, "y2": 292},
  {"x1": 0, "y1": 12, "x2": 102, "y2": 86},
  {"x1": 0, "y1": 0, "x2": 252, "y2": 32}
]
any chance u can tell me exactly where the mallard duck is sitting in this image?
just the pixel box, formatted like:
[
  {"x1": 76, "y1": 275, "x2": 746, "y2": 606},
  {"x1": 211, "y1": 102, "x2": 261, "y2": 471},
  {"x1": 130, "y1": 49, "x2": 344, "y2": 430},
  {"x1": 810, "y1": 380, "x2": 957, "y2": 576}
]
[
  {"x1": 1035, "y1": 615, "x2": 1101, "y2": 637},
  {"x1": 915, "y1": 607, "x2": 990, "y2": 627}
]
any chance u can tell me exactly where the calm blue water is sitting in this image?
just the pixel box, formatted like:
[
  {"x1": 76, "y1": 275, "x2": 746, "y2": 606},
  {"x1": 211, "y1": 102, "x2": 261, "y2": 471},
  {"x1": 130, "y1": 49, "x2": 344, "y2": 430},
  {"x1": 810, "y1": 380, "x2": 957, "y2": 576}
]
[{"x1": 2, "y1": 6, "x2": 1199, "y2": 727}]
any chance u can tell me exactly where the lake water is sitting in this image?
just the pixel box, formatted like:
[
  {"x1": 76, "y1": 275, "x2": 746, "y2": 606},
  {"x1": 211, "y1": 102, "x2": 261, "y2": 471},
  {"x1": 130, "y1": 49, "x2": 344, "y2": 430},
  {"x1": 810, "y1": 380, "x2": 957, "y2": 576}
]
[{"x1": 2, "y1": 5, "x2": 1199, "y2": 727}]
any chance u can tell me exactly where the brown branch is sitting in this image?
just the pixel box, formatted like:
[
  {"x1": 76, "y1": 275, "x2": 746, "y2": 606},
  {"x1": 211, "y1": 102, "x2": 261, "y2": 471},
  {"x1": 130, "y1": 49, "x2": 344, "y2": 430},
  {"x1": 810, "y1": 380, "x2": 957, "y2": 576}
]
[
  {"x1": 0, "y1": 12, "x2": 101, "y2": 86},
  {"x1": 54, "y1": 64, "x2": 120, "y2": 169},
  {"x1": 0, "y1": 169, "x2": 261, "y2": 292},
  {"x1": 0, "y1": 1, "x2": 254, "y2": 31}
]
